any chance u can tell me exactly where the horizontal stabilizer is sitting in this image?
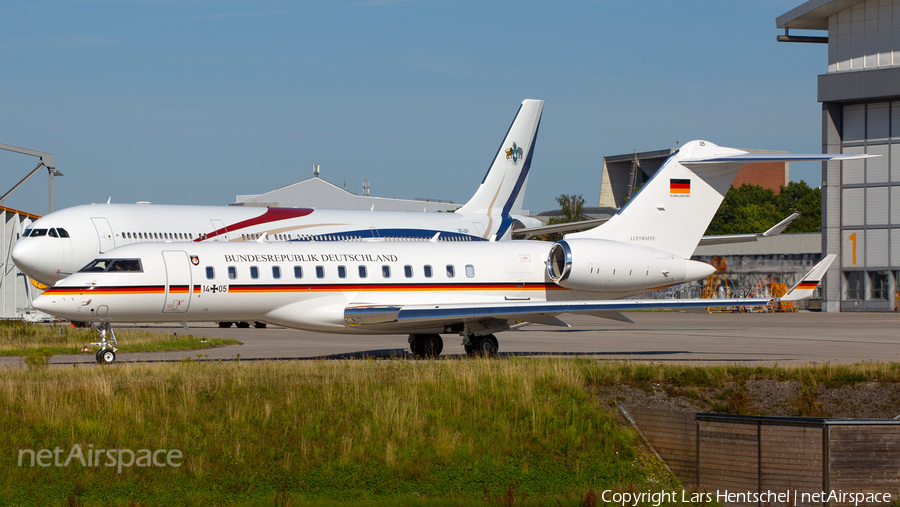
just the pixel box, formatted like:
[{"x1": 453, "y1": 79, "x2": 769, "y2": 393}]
[
  {"x1": 697, "y1": 213, "x2": 798, "y2": 246},
  {"x1": 512, "y1": 218, "x2": 609, "y2": 240},
  {"x1": 781, "y1": 254, "x2": 835, "y2": 302}
]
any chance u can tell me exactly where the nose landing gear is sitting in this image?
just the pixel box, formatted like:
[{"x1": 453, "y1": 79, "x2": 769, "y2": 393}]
[{"x1": 91, "y1": 322, "x2": 118, "y2": 364}]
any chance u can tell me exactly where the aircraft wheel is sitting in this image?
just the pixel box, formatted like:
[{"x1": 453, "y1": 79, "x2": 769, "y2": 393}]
[
  {"x1": 218, "y1": 322, "x2": 234, "y2": 328},
  {"x1": 236, "y1": 322, "x2": 251, "y2": 329},
  {"x1": 464, "y1": 344, "x2": 477, "y2": 356},
  {"x1": 99, "y1": 349, "x2": 116, "y2": 364},
  {"x1": 474, "y1": 335, "x2": 499, "y2": 358},
  {"x1": 409, "y1": 334, "x2": 442, "y2": 358},
  {"x1": 95, "y1": 349, "x2": 104, "y2": 364},
  {"x1": 419, "y1": 334, "x2": 443, "y2": 358}
]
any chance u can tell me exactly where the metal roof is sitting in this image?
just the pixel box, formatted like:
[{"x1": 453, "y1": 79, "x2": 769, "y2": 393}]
[{"x1": 776, "y1": 0, "x2": 865, "y2": 30}]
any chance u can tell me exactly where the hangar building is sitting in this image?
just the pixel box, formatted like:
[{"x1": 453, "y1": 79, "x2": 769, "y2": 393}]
[
  {"x1": 779, "y1": 0, "x2": 900, "y2": 312},
  {"x1": 233, "y1": 166, "x2": 459, "y2": 212}
]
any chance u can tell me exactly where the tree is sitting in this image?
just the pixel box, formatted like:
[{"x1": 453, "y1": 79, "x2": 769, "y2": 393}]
[
  {"x1": 551, "y1": 194, "x2": 585, "y2": 224},
  {"x1": 536, "y1": 194, "x2": 586, "y2": 241},
  {"x1": 704, "y1": 181, "x2": 821, "y2": 236}
]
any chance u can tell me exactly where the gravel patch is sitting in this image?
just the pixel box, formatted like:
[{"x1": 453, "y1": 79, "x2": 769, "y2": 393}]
[{"x1": 596, "y1": 380, "x2": 900, "y2": 419}]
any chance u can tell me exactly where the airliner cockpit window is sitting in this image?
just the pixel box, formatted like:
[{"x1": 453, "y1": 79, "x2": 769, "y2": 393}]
[
  {"x1": 56, "y1": 228, "x2": 70, "y2": 238},
  {"x1": 78, "y1": 259, "x2": 143, "y2": 273},
  {"x1": 28, "y1": 229, "x2": 48, "y2": 237}
]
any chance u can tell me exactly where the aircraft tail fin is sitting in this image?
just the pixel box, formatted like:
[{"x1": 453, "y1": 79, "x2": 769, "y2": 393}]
[
  {"x1": 567, "y1": 141, "x2": 872, "y2": 258},
  {"x1": 456, "y1": 100, "x2": 544, "y2": 228},
  {"x1": 781, "y1": 254, "x2": 835, "y2": 302}
]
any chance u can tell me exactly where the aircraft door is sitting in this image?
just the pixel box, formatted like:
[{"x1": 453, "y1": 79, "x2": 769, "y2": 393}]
[
  {"x1": 91, "y1": 217, "x2": 115, "y2": 253},
  {"x1": 209, "y1": 219, "x2": 228, "y2": 242},
  {"x1": 162, "y1": 250, "x2": 192, "y2": 313}
]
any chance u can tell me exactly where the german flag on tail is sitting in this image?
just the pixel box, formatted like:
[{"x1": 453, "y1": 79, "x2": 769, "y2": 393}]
[{"x1": 669, "y1": 178, "x2": 690, "y2": 194}]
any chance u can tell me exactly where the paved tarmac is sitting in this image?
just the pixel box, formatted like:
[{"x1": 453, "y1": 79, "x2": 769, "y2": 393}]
[{"x1": 8, "y1": 310, "x2": 900, "y2": 367}]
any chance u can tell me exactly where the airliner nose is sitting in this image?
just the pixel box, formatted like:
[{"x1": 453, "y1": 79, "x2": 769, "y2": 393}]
[{"x1": 11, "y1": 239, "x2": 55, "y2": 286}]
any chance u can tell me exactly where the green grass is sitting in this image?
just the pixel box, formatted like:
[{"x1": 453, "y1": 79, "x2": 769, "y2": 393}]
[
  {"x1": 0, "y1": 358, "x2": 683, "y2": 506},
  {"x1": 10, "y1": 358, "x2": 896, "y2": 505},
  {"x1": 0, "y1": 320, "x2": 240, "y2": 356}
]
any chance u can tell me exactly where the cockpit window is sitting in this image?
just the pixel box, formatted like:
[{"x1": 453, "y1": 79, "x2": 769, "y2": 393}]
[
  {"x1": 56, "y1": 228, "x2": 70, "y2": 238},
  {"x1": 80, "y1": 259, "x2": 111, "y2": 272},
  {"x1": 49, "y1": 228, "x2": 58, "y2": 238},
  {"x1": 109, "y1": 259, "x2": 142, "y2": 272},
  {"x1": 28, "y1": 228, "x2": 48, "y2": 237},
  {"x1": 78, "y1": 258, "x2": 143, "y2": 273}
]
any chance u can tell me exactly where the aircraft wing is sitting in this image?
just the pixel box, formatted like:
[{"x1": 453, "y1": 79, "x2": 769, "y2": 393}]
[
  {"x1": 697, "y1": 213, "x2": 798, "y2": 246},
  {"x1": 511, "y1": 218, "x2": 610, "y2": 240},
  {"x1": 344, "y1": 254, "x2": 834, "y2": 328},
  {"x1": 344, "y1": 297, "x2": 773, "y2": 327}
]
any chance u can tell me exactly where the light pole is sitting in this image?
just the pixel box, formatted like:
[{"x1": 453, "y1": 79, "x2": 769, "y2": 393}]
[{"x1": 0, "y1": 143, "x2": 59, "y2": 214}]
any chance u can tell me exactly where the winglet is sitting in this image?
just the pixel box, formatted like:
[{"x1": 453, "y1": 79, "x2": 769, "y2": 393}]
[
  {"x1": 763, "y1": 212, "x2": 799, "y2": 237},
  {"x1": 256, "y1": 233, "x2": 268, "y2": 243},
  {"x1": 781, "y1": 254, "x2": 836, "y2": 302},
  {"x1": 429, "y1": 232, "x2": 441, "y2": 243}
]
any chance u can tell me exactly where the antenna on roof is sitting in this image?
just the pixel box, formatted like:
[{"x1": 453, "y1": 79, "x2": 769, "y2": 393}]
[{"x1": 313, "y1": 164, "x2": 320, "y2": 178}]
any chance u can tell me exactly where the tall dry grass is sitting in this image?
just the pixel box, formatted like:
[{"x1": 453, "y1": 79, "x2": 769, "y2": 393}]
[{"x1": 0, "y1": 358, "x2": 649, "y2": 505}]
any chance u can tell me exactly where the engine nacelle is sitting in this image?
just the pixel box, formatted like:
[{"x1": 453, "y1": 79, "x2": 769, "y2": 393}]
[{"x1": 547, "y1": 239, "x2": 714, "y2": 293}]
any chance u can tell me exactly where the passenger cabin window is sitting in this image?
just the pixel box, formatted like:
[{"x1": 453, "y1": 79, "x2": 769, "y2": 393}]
[
  {"x1": 466, "y1": 264, "x2": 475, "y2": 278},
  {"x1": 79, "y1": 259, "x2": 143, "y2": 273},
  {"x1": 358, "y1": 266, "x2": 367, "y2": 278},
  {"x1": 272, "y1": 266, "x2": 281, "y2": 279},
  {"x1": 338, "y1": 265, "x2": 347, "y2": 278},
  {"x1": 250, "y1": 266, "x2": 259, "y2": 279},
  {"x1": 206, "y1": 267, "x2": 215, "y2": 280},
  {"x1": 316, "y1": 266, "x2": 325, "y2": 279},
  {"x1": 446, "y1": 265, "x2": 455, "y2": 278},
  {"x1": 294, "y1": 266, "x2": 303, "y2": 279},
  {"x1": 382, "y1": 265, "x2": 391, "y2": 278},
  {"x1": 228, "y1": 266, "x2": 237, "y2": 280},
  {"x1": 404, "y1": 265, "x2": 413, "y2": 278},
  {"x1": 424, "y1": 265, "x2": 433, "y2": 278}
]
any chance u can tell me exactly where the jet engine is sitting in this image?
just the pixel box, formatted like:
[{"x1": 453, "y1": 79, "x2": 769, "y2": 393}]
[{"x1": 546, "y1": 239, "x2": 714, "y2": 293}]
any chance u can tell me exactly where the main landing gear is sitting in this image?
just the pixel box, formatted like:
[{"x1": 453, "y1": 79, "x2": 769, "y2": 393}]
[
  {"x1": 409, "y1": 334, "x2": 443, "y2": 358},
  {"x1": 463, "y1": 334, "x2": 498, "y2": 358},
  {"x1": 91, "y1": 322, "x2": 118, "y2": 364},
  {"x1": 407, "y1": 333, "x2": 500, "y2": 358}
]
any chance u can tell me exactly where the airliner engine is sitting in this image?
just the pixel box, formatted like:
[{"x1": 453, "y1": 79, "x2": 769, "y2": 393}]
[{"x1": 546, "y1": 239, "x2": 715, "y2": 292}]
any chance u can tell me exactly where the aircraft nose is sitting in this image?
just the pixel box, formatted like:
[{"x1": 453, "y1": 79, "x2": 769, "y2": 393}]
[{"x1": 11, "y1": 239, "x2": 58, "y2": 286}]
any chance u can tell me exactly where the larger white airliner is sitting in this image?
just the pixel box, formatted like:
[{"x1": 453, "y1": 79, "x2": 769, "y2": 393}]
[
  {"x1": 13, "y1": 99, "x2": 555, "y2": 287},
  {"x1": 33, "y1": 140, "x2": 858, "y2": 362}
]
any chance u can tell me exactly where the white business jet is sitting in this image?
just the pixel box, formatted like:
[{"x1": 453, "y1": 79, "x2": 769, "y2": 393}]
[
  {"x1": 14, "y1": 99, "x2": 559, "y2": 287},
  {"x1": 34, "y1": 140, "x2": 860, "y2": 363}
]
